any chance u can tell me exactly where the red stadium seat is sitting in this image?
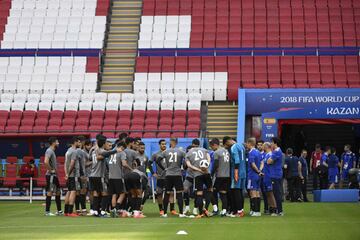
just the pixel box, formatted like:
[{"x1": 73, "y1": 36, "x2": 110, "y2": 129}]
[{"x1": 4, "y1": 165, "x2": 17, "y2": 187}]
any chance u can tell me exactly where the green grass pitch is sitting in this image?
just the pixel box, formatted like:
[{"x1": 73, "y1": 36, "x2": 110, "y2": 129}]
[{"x1": 0, "y1": 200, "x2": 359, "y2": 240}]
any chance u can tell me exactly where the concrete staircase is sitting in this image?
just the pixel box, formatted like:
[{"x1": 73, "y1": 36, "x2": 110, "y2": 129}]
[
  {"x1": 206, "y1": 101, "x2": 238, "y2": 139},
  {"x1": 101, "y1": 0, "x2": 142, "y2": 93}
]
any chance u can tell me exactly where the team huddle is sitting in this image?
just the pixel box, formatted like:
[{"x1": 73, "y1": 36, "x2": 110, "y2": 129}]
[{"x1": 43, "y1": 134, "x2": 285, "y2": 218}]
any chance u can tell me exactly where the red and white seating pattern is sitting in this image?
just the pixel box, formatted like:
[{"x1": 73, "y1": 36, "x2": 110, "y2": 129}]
[
  {"x1": 141, "y1": 0, "x2": 360, "y2": 48},
  {"x1": 1, "y1": 0, "x2": 109, "y2": 49},
  {"x1": 136, "y1": 55, "x2": 360, "y2": 100},
  {"x1": 0, "y1": 56, "x2": 99, "y2": 93},
  {"x1": 138, "y1": 16, "x2": 191, "y2": 48},
  {"x1": 0, "y1": 92, "x2": 202, "y2": 138}
]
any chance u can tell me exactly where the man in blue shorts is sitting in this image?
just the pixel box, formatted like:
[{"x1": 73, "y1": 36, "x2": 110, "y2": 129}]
[
  {"x1": 324, "y1": 147, "x2": 340, "y2": 189},
  {"x1": 246, "y1": 137, "x2": 262, "y2": 217},
  {"x1": 340, "y1": 144, "x2": 357, "y2": 189},
  {"x1": 259, "y1": 142, "x2": 278, "y2": 216},
  {"x1": 268, "y1": 137, "x2": 284, "y2": 216}
]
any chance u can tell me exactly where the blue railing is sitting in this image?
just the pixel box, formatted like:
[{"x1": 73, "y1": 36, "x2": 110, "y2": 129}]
[
  {"x1": 0, "y1": 49, "x2": 102, "y2": 57},
  {"x1": 138, "y1": 47, "x2": 360, "y2": 57}
]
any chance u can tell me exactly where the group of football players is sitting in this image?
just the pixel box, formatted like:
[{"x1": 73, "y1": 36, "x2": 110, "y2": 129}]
[{"x1": 43, "y1": 133, "x2": 285, "y2": 218}]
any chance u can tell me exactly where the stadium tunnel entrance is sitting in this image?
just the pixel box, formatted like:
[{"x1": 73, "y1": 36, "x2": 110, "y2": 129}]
[{"x1": 279, "y1": 121, "x2": 360, "y2": 156}]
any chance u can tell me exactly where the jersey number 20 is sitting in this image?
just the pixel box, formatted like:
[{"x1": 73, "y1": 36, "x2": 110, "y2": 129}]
[{"x1": 192, "y1": 150, "x2": 204, "y2": 161}]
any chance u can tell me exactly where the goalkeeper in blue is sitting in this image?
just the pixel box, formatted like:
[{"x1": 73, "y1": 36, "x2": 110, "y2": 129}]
[{"x1": 223, "y1": 136, "x2": 246, "y2": 217}]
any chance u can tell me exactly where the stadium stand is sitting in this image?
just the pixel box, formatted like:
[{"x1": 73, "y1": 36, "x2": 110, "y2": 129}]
[
  {"x1": 134, "y1": 0, "x2": 360, "y2": 101},
  {"x1": 135, "y1": 55, "x2": 360, "y2": 101}
]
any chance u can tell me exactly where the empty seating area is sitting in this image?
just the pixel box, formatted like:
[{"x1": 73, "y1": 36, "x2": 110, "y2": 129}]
[
  {"x1": 134, "y1": 71, "x2": 227, "y2": 101},
  {"x1": 138, "y1": 15, "x2": 191, "y2": 48},
  {"x1": 140, "y1": 0, "x2": 360, "y2": 48},
  {"x1": 0, "y1": 92, "x2": 202, "y2": 138},
  {"x1": 227, "y1": 55, "x2": 360, "y2": 99},
  {"x1": 135, "y1": 55, "x2": 360, "y2": 101},
  {"x1": 0, "y1": 56, "x2": 99, "y2": 93},
  {"x1": 0, "y1": 0, "x2": 109, "y2": 49}
]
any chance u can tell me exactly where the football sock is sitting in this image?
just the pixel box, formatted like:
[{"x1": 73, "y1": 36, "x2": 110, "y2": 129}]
[
  {"x1": 142, "y1": 196, "x2": 147, "y2": 205},
  {"x1": 219, "y1": 193, "x2": 228, "y2": 210},
  {"x1": 69, "y1": 204, "x2": 74, "y2": 214},
  {"x1": 158, "y1": 203, "x2": 163, "y2": 211},
  {"x1": 136, "y1": 198, "x2": 142, "y2": 211},
  {"x1": 101, "y1": 196, "x2": 108, "y2": 212},
  {"x1": 64, "y1": 204, "x2": 69, "y2": 214},
  {"x1": 270, "y1": 207, "x2": 278, "y2": 214},
  {"x1": 250, "y1": 198, "x2": 255, "y2": 212},
  {"x1": 183, "y1": 192, "x2": 190, "y2": 206},
  {"x1": 257, "y1": 198, "x2": 261, "y2": 212},
  {"x1": 115, "y1": 203, "x2": 121, "y2": 211},
  {"x1": 45, "y1": 196, "x2": 51, "y2": 212},
  {"x1": 162, "y1": 193, "x2": 170, "y2": 214},
  {"x1": 93, "y1": 196, "x2": 99, "y2": 213},
  {"x1": 170, "y1": 203, "x2": 175, "y2": 211},
  {"x1": 176, "y1": 192, "x2": 184, "y2": 214},
  {"x1": 212, "y1": 191, "x2": 219, "y2": 206},
  {"x1": 106, "y1": 195, "x2": 112, "y2": 212},
  {"x1": 196, "y1": 194, "x2": 204, "y2": 215},
  {"x1": 75, "y1": 195, "x2": 80, "y2": 211},
  {"x1": 127, "y1": 195, "x2": 132, "y2": 212},
  {"x1": 55, "y1": 195, "x2": 61, "y2": 212},
  {"x1": 80, "y1": 194, "x2": 86, "y2": 210},
  {"x1": 233, "y1": 189, "x2": 244, "y2": 212},
  {"x1": 239, "y1": 190, "x2": 244, "y2": 211},
  {"x1": 205, "y1": 191, "x2": 211, "y2": 210},
  {"x1": 120, "y1": 197, "x2": 126, "y2": 210}
]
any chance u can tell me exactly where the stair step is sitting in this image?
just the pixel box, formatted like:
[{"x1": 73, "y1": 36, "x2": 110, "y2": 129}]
[
  {"x1": 113, "y1": 2, "x2": 142, "y2": 8},
  {"x1": 102, "y1": 76, "x2": 133, "y2": 81},
  {"x1": 103, "y1": 67, "x2": 133, "y2": 72},
  {"x1": 112, "y1": 9, "x2": 142, "y2": 16},
  {"x1": 208, "y1": 113, "x2": 238, "y2": 117},
  {"x1": 104, "y1": 60, "x2": 135, "y2": 66},
  {"x1": 101, "y1": 86, "x2": 133, "y2": 92},
  {"x1": 108, "y1": 34, "x2": 139, "y2": 40},
  {"x1": 207, "y1": 121, "x2": 238, "y2": 125}
]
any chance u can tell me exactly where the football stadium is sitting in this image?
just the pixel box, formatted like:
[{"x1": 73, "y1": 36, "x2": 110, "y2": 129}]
[{"x1": 0, "y1": 0, "x2": 359, "y2": 239}]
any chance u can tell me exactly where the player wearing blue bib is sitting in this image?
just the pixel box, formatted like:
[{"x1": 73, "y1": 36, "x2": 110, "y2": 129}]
[
  {"x1": 268, "y1": 137, "x2": 284, "y2": 216},
  {"x1": 246, "y1": 138, "x2": 262, "y2": 217},
  {"x1": 340, "y1": 144, "x2": 357, "y2": 188},
  {"x1": 259, "y1": 142, "x2": 278, "y2": 217},
  {"x1": 323, "y1": 147, "x2": 341, "y2": 189},
  {"x1": 257, "y1": 140, "x2": 269, "y2": 214},
  {"x1": 319, "y1": 147, "x2": 331, "y2": 189}
]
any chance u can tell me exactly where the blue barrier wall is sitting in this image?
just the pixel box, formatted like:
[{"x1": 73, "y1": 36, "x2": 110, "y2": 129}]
[{"x1": 237, "y1": 88, "x2": 360, "y2": 142}]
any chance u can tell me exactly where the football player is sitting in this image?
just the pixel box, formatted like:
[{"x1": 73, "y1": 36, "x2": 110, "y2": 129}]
[
  {"x1": 186, "y1": 139, "x2": 212, "y2": 218},
  {"x1": 210, "y1": 138, "x2": 231, "y2": 217},
  {"x1": 44, "y1": 137, "x2": 62, "y2": 216}
]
